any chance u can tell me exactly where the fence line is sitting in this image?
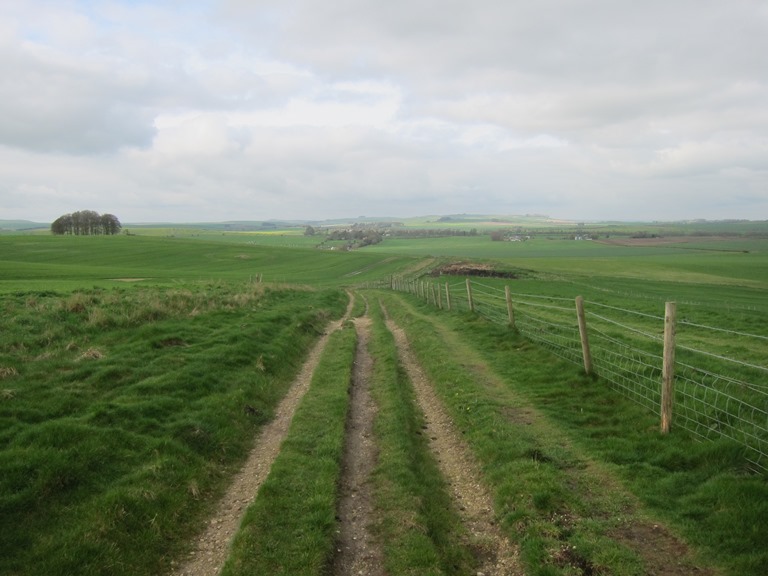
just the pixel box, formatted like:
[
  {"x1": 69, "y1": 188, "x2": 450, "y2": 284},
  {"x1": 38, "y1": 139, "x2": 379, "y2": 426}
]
[
  {"x1": 585, "y1": 299, "x2": 664, "y2": 321},
  {"x1": 378, "y1": 275, "x2": 768, "y2": 473},
  {"x1": 679, "y1": 319, "x2": 768, "y2": 341}
]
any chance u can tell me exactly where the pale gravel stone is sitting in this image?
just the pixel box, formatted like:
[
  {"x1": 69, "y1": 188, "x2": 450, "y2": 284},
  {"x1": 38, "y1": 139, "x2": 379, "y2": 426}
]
[
  {"x1": 169, "y1": 297, "x2": 355, "y2": 576},
  {"x1": 384, "y1": 309, "x2": 524, "y2": 576}
]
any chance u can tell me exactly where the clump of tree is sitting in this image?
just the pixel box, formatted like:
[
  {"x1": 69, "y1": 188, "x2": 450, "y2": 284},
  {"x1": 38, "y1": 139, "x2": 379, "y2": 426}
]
[
  {"x1": 327, "y1": 227, "x2": 383, "y2": 248},
  {"x1": 51, "y1": 211, "x2": 122, "y2": 235}
]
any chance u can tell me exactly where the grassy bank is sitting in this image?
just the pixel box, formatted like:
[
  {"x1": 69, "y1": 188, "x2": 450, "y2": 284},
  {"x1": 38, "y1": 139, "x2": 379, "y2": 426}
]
[{"x1": 0, "y1": 283, "x2": 346, "y2": 575}]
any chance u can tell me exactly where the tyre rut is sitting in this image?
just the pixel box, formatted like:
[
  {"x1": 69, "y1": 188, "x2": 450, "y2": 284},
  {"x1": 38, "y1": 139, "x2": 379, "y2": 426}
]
[
  {"x1": 331, "y1": 312, "x2": 385, "y2": 576},
  {"x1": 383, "y1": 307, "x2": 524, "y2": 576},
  {"x1": 169, "y1": 295, "x2": 355, "y2": 576}
]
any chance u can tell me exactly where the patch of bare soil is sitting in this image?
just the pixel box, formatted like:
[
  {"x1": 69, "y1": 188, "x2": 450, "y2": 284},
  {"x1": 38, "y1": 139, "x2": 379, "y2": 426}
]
[
  {"x1": 431, "y1": 262, "x2": 520, "y2": 279},
  {"x1": 331, "y1": 315, "x2": 385, "y2": 576},
  {"x1": 384, "y1": 311, "x2": 524, "y2": 576},
  {"x1": 612, "y1": 521, "x2": 718, "y2": 576},
  {"x1": 169, "y1": 297, "x2": 354, "y2": 576}
]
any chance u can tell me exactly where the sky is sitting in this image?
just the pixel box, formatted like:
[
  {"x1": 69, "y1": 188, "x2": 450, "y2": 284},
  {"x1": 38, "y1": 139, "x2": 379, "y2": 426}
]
[{"x1": 1, "y1": 0, "x2": 767, "y2": 224}]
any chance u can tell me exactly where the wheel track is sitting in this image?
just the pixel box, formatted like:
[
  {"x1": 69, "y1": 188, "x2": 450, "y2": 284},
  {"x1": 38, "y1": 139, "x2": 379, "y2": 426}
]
[
  {"x1": 331, "y1": 309, "x2": 386, "y2": 576},
  {"x1": 171, "y1": 293, "x2": 522, "y2": 576},
  {"x1": 382, "y1": 305, "x2": 524, "y2": 576},
  {"x1": 169, "y1": 295, "x2": 355, "y2": 576}
]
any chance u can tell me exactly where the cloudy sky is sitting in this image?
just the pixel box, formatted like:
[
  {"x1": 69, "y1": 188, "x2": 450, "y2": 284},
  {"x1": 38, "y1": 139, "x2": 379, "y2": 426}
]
[{"x1": 1, "y1": 0, "x2": 767, "y2": 223}]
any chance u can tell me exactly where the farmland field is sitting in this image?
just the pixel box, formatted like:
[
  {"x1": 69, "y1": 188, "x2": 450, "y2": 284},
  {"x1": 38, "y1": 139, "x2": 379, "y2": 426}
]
[
  {"x1": 1, "y1": 229, "x2": 767, "y2": 575},
  {"x1": 0, "y1": 235, "x2": 416, "y2": 292}
]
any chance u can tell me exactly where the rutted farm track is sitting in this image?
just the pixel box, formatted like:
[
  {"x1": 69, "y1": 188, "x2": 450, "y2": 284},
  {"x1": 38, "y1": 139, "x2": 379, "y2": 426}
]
[
  {"x1": 170, "y1": 291, "x2": 715, "y2": 576},
  {"x1": 170, "y1": 297, "x2": 356, "y2": 576}
]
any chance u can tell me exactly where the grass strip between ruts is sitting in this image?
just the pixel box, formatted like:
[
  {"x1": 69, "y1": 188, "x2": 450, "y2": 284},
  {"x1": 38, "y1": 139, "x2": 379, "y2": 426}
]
[
  {"x1": 220, "y1": 323, "x2": 357, "y2": 576},
  {"x1": 367, "y1": 299, "x2": 476, "y2": 575}
]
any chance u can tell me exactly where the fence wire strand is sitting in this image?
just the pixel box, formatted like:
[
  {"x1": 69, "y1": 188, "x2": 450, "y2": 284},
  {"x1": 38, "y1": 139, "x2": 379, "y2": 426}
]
[{"x1": 385, "y1": 276, "x2": 768, "y2": 473}]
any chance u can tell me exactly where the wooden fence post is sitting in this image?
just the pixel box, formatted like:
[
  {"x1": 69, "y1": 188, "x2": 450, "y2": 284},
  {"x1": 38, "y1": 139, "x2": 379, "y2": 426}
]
[
  {"x1": 661, "y1": 301, "x2": 677, "y2": 434},
  {"x1": 575, "y1": 296, "x2": 593, "y2": 375},
  {"x1": 466, "y1": 278, "x2": 475, "y2": 312},
  {"x1": 430, "y1": 283, "x2": 437, "y2": 307},
  {"x1": 505, "y1": 285, "x2": 515, "y2": 328},
  {"x1": 445, "y1": 282, "x2": 452, "y2": 311},
  {"x1": 437, "y1": 283, "x2": 443, "y2": 309}
]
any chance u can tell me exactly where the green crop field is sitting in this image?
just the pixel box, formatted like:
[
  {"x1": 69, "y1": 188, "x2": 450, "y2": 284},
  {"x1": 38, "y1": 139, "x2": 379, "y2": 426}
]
[
  {"x1": 1, "y1": 224, "x2": 767, "y2": 575},
  {"x1": 0, "y1": 235, "x2": 416, "y2": 292},
  {"x1": 365, "y1": 235, "x2": 768, "y2": 286}
]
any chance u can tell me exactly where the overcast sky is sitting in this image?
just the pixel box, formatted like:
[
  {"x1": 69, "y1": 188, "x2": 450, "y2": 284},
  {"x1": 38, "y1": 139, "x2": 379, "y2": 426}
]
[{"x1": 1, "y1": 0, "x2": 767, "y2": 223}]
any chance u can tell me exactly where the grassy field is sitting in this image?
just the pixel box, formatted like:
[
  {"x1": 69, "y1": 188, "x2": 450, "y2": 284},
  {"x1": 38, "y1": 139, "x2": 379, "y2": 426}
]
[
  {"x1": 365, "y1": 235, "x2": 768, "y2": 287},
  {"x1": 1, "y1": 226, "x2": 767, "y2": 575},
  {"x1": 0, "y1": 282, "x2": 347, "y2": 575},
  {"x1": 0, "y1": 235, "x2": 416, "y2": 292}
]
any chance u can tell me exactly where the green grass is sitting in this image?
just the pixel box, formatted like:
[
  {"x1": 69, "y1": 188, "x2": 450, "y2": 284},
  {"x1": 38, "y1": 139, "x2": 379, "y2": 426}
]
[
  {"x1": 3, "y1": 226, "x2": 768, "y2": 575},
  {"x1": 221, "y1": 324, "x2": 357, "y2": 576},
  {"x1": 376, "y1": 293, "x2": 648, "y2": 575},
  {"x1": 367, "y1": 300, "x2": 476, "y2": 575},
  {"x1": 406, "y1": 273, "x2": 768, "y2": 469},
  {"x1": 0, "y1": 283, "x2": 347, "y2": 576},
  {"x1": 0, "y1": 235, "x2": 417, "y2": 291},
  {"x1": 367, "y1": 236, "x2": 768, "y2": 287},
  {"x1": 376, "y1": 290, "x2": 768, "y2": 575},
  {"x1": 222, "y1": 301, "x2": 479, "y2": 576}
]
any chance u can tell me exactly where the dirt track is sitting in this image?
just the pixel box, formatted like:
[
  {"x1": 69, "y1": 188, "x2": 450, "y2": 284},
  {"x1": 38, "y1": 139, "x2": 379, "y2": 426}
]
[
  {"x1": 169, "y1": 298, "x2": 354, "y2": 576},
  {"x1": 384, "y1": 309, "x2": 523, "y2": 576},
  {"x1": 169, "y1": 292, "x2": 707, "y2": 576},
  {"x1": 170, "y1": 294, "x2": 522, "y2": 576},
  {"x1": 331, "y1": 314, "x2": 385, "y2": 576}
]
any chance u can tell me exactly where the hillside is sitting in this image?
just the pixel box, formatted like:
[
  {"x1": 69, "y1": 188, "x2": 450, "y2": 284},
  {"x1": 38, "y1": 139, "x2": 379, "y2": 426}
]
[{"x1": 0, "y1": 219, "x2": 48, "y2": 231}]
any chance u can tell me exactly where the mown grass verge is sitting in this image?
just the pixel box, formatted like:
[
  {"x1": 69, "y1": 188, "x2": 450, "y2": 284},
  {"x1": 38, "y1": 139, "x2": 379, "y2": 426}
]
[
  {"x1": 220, "y1": 323, "x2": 357, "y2": 576},
  {"x1": 375, "y1": 291, "x2": 743, "y2": 575},
  {"x1": 0, "y1": 283, "x2": 347, "y2": 576},
  {"x1": 367, "y1": 299, "x2": 476, "y2": 575}
]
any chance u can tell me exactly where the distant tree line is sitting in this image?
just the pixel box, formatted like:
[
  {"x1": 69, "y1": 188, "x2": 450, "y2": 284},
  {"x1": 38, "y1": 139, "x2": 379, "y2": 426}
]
[
  {"x1": 388, "y1": 227, "x2": 478, "y2": 238},
  {"x1": 326, "y1": 228, "x2": 384, "y2": 247},
  {"x1": 50, "y1": 210, "x2": 122, "y2": 236}
]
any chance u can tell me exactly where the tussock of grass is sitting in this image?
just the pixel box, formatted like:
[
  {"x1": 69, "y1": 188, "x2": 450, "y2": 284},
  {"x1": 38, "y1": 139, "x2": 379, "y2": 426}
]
[
  {"x1": 0, "y1": 366, "x2": 18, "y2": 378},
  {"x1": 221, "y1": 325, "x2": 357, "y2": 576},
  {"x1": 0, "y1": 283, "x2": 346, "y2": 575}
]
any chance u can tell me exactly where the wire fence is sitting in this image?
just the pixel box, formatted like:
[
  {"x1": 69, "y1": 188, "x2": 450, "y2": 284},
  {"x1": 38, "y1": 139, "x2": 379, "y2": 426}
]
[{"x1": 375, "y1": 276, "x2": 768, "y2": 473}]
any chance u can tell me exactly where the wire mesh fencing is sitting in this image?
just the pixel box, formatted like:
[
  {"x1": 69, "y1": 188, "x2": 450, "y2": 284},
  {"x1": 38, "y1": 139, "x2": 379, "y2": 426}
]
[{"x1": 382, "y1": 276, "x2": 768, "y2": 473}]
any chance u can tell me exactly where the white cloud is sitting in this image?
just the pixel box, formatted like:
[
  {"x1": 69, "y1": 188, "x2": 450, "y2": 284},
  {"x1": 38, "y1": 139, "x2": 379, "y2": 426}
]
[{"x1": 0, "y1": 0, "x2": 766, "y2": 222}]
